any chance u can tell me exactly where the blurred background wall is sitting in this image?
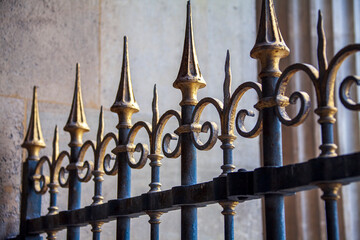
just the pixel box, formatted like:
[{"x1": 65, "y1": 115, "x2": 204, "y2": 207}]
[{"x1": 0, "y1": 0, "x2": 359, "y2": 239}]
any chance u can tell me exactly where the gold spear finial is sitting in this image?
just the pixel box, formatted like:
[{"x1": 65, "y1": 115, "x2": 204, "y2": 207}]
[
  {"x1": 96, "y1": 106, "x2": 104, "y2": 147},
  {"x1": 111, "y1": 36, "x2": 140, "y2": 129},
  {"x1": 317, "y1": 10, "x2": 328, "y2": 75},
  {"x1": 52, "y1": 125, "x2": 59, "y2": 163},
  {"x1": 250, "y1": 0, "x2": 289, "y2": 77},
  {"x1": 64, "y1": 63, "x2": 90, "y2": 147},
  {"x1": 152, "y1": 84, "x2": 159, "y2": 129},
  {"x1": 223, "y1": 50, "x2": 232, "y2": 107},
  {"x1": 22, "y1": 86, "x2": 46, "y2": 159},
  {"x1": 173, "y1": 0, "x2": 206, "y2": 106}
]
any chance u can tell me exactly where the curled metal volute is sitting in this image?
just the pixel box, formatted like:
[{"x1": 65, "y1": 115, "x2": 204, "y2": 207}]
[
  {"x1": 227, "y1": 81, "x2": 263, "y2": 138},
  {"x1": 97, "y1": 132, "x2": 118, "y2": 172},
  {"x1": 162, "y1": 133, "x2": 181, "y2": 158},
  {"x1": 274, "y1": 63, "x2": 319, "y2": 127},
  {"x1": 53, "y1": 151, "x2": 71, "y2": 188},
  {"x1": 77, "y1": 140, "x2": 96, "y2": 182},
  {"x1": 58, "y1": 151, "x2": 71, "y2": 188},
  {"x1": 275, "y1": 91, "x2": 311, "y2": 127},
  {"x1": 33, "y1": 156, "x2": 51, "y2": 194},
  {"x1": 191, "y1": 121, "x2": 218, "y2": 150},
  {"x1": 77, "y1": 160, "x2": 94, "y2": 183},
  {"x1": 103, "y1": 153, "x2": 118, "y2": 176},
  {"x1": 125, "y1": 121, "x2": 152, "y2": 169},
  {"x1": 325, "y1": 44, "x2": 360, "y2": 107},
  {"x1": 190, "y1": 97, "x2": 222, "y2": 151},
  {"x1": 192, "y1": 97, "x2": 223, "y2": 123},
  {"x1": 235, "y1": 109, "x2": 261, "y2": 138},
  {"x1": 153, "y1": 110, "x2": 181, "y2": 156},
  {"x1": 127, "y1": 143, "x2": 149, "y2": 169},
  {"x1": 339, "y1": 75, "x2": 360, "y2": 110}
]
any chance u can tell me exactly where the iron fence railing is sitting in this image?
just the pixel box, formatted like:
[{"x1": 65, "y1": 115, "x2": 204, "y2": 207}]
[{"x1": 12, "y1": 0, "x2": 360, "y2": 239}]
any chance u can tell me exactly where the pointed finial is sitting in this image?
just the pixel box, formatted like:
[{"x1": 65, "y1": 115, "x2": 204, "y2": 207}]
[
  {"x1": 173, "y1": 1, "x2": 206, "y2": 106},
  {"x1": 317, "y1": 10, "x2": 328, "y2": 74},
  {"x1": 64, "y1": 63, "x2": 90, "y2": 147},
  {"x1": 52, "y1": 125, "x2": 59, "y2": 163},
  {"x1": 96, "y1": 106, "x2": 104, "y2": 146},
  {"x1": 152, "y1": 85, "x2": 159, "y2": 129},
  {"x1": 22, "y1": 86, "x2": 46, "y2": 159},
  {"x1": 250, "y1": 0, "x2": 289, "y2": 77},
  {"x1": 224, "y1": 50, "x2": 232, "y2": 107},
  {"x1": 111, "y1": 36, "x2": 140, "y2": 129}
]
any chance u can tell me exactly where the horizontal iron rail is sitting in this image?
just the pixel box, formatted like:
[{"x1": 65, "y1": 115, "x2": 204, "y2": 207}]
[{"x1": 26, "y1": 151, "x2": 360, "y2": 235}]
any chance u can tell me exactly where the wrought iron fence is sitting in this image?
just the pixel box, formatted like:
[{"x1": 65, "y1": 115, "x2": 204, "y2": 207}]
[{"x1": 12, "y1": 0, "x2": 360, "y2": 239}]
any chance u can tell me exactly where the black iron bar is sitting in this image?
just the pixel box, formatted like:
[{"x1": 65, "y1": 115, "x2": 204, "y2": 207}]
[
  {"x1": 181, "y1": 105, "x2": 198, "y2": 240},
  {"x1": 116, "y1": 128, "x2": 131, "y2": 240},
  {"x1": 23, "y1": 151, "x2": 360, "y2": 235},
  {"x1": 20, "y1": 86, "x2": 45, "y2": 240}
]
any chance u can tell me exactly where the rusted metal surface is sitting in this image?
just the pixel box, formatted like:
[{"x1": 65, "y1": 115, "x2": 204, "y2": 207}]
[{"x1": 14, "y1": 0, "x2": 360, "y2": 239}]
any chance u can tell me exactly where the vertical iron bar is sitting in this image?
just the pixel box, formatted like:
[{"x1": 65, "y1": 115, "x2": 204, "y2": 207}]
[
  {"x1": 116, "y1": 128, "x2": 131, "y2": 240},
  {"x1": 219, "y1": 50, "x2": 238, "y2": 240},
  {"x1": 91, "y1": 223, "x2": 103, "y2": 240},
  {"x1": 181, "y1": 105, "x2": 197, "y2": 240},
  {"x1": 20, "y1": 160, "x2": 43, "y2": 240},
  {"x1": 262, "y1": 77, "x2": 286, "y2": 240},
  {"x1": 67, "y1": 147, "x2": 82, "y2": 240},
  {"x1": 173, "y1": 2, "x2": 206, "y2": 239},
  {"x1": 20, "y1": 86, "x2": 45, "y2": 240},
  {"x1": 64, "y1": 64, "x2": 90, "y2": 240},
  {"x1": 250, "y1": 0, "x2": 290, "y2": 239},
  {"x1": 315, "y1": 11, "x2": 340, "y2": 240},
  {"x1": 220, "y1": 201, "x2": 238, "y2": 240},
  {"x1": 110, "y1": 36, "x2": 140, "y2": 240},
  {"x1": 148, "y1": 212, "x2": 162, "y2": 240},
  {"x1": 319, "y1": 183, "x2": 341, "y2": 240}
]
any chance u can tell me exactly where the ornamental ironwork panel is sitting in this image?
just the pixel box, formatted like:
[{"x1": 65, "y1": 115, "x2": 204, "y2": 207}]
[{"x1": 12, "y1": 0, "x2": 360, "y2": 240}]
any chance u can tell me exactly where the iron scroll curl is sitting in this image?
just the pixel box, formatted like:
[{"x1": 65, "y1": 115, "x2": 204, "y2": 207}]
[
  {"x1": 339, "y1": 75, "x2": 360, "y2": 110},
  {"x1": 274, "y1": 63, "x2": 317, "y2": 126},
  {"x1": 33, "y1": 150, "x2": 71, "y2": 194},
  {"x1": 190, "y1": 81, "x2": 263, "y2": 153},
  {"x1": 158, "y1": 110, "x2": 182, "y2": 158},
  {"x1": 76, "y1": 140, "x2": 96, "y2": 182},
  {"x1": 333, "y1": 44, "x2": 360, "y2": 111}
]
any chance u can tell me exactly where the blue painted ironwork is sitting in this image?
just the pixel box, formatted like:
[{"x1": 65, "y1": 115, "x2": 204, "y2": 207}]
[{"x1": 13, "y1": 0, "x2": 360, "y2": 240}]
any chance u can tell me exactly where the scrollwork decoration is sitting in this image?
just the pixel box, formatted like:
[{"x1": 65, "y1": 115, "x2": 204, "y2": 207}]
[
  {"x1": 33, "y1": 126, "x2": 71, "y2": 215},
  {"x1": 190, "y1": 51, "x2": 263, "y2": 175},
  {"x1": 339, "y1": 75, "x2": 360, "y2": 110},
  {"x1": 274, "y1": 10, "x2": 360, "y2": 157}
]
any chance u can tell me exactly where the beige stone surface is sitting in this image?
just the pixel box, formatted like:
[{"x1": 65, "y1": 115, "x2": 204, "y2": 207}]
[
  {"x1": 0, "y1": 96, "x2": 24, "y2": 238},
  {"x1": 0, "y1": 0, "x2": 100, "y2": 108}
]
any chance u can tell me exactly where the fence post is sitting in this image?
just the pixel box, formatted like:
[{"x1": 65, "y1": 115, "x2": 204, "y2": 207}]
[
  {"x1": 64, "y1": 64, "x2": 90, "y2": 240},
  {"x1": 173, "y1": 2, "x2": 206, "y2": 239},
  {"x1": 250, "y1": 0, "x2": 290, "y2": 239},
  {"x1": 110, "y1": 36, "x2": 140, "y2": 240},
  {"x1": 20, "y1": 86, "x2": 46, "y2": 240}
]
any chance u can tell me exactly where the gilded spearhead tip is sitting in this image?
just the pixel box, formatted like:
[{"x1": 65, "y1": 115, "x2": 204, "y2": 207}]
[
  {"x1": 317, "y1": 10, "x2": 328, "y2": 73},
  {"x1": 224, "y1": 50, "x2": 232, "y2": 107},
  {"x1": 64, "y1": 63, "x2": 90, "y2": 146},
  {"x1": 250, "y1": 0, "x2": 289, "y2": 60},
  {"x1": 22, "y1": 86, "x2": 46, "y2": 158},
  {"x1": 152, "y1": 84, "x2": 159, "y2": 129},
  {"x1": 173, "y1": 0, "x2": 206, "y2": 106},
  {"x1": 52, "y1": 125, "x2": 59, "y2": 162},
  {"x1": 96, "y1": 106, "x2": 104, "y2": 145},
  {"x1": 111, "y1": 36, "x2": 140, "y2": 128}
]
